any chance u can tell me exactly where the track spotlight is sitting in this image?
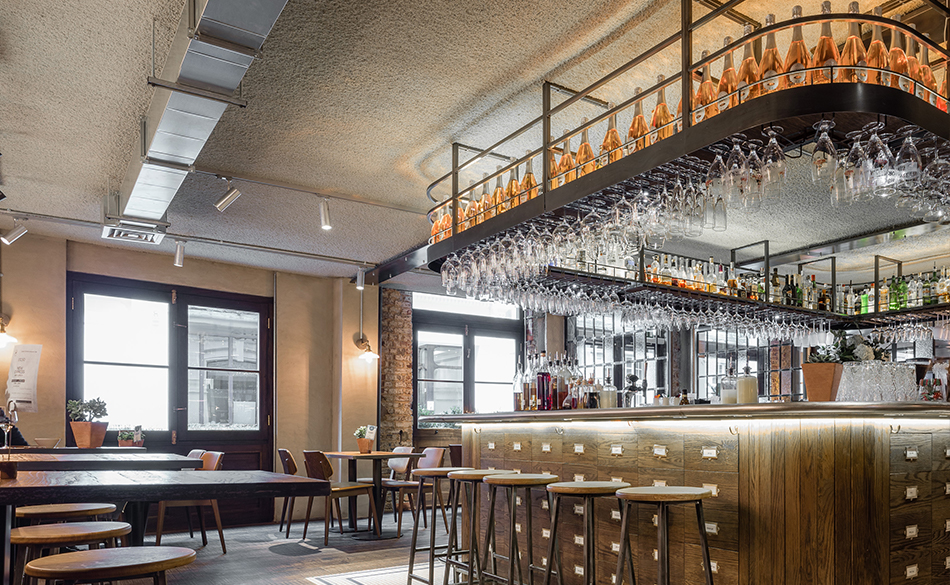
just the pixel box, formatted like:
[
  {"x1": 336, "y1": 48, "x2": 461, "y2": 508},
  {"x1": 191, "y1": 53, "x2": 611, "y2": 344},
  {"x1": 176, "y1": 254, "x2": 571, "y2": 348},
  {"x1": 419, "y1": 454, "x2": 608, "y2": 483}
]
[
  {"x1": 214, "y1": 179, "x2": 241, "y2": 212},
  {"x1": 356, "y1": 268, "x2": 365, "y2": 291},
  {"x1": 173, "y1": 240, "x2": 185, "y2": 267},
  {"x1": 320, "y1": 198, "x2": 332, "y2": 230},
  {"x1": 1, "y1": 221, "x2": 27, "y2": 245}
]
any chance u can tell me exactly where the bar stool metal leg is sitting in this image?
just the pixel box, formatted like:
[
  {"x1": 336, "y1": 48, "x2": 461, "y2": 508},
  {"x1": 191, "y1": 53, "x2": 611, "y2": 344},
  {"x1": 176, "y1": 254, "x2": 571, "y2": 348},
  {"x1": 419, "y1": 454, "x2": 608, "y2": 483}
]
[
  {"x1": 656, "y1": 503, "x2": 669, "y2": 585},
  {"x1": 695, "y1": 501, "x2": 714, "y2": 585},
  {"x1": 505, "y1": 485, "x2": 523, "y2": 585},
  {"x1": 614, "y1": 500, "x2": 636, "y2": 585},
  {"x1": 407, "y1": 479, "x2": 426, "y2": 585},
  {"x1": 541, "y1": 495, "x2": 560, "y2": 585},
  {"x1": 467, "y1": 483, "x2": 482, "y2": 585},
  {"x1": 481, "y1": 485, "x2": 498, "y2": 584},
  {"x1": 444, "y1": 478, "x2": 471, "y2": 585}
]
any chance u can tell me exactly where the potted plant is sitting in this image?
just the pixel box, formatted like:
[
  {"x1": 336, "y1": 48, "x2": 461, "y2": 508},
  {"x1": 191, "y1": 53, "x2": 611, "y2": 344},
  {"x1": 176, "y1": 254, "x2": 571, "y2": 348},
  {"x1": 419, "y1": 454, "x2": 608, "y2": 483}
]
[
  {"x1": 354, "y1": 426, "x2": 373, "y2": 454},
  {"x1": 66, "y1": 397, "x2": 108, "y2": 448},
  {"x1": 117, "y1": 430, "x2": 145, "y2": 448}
]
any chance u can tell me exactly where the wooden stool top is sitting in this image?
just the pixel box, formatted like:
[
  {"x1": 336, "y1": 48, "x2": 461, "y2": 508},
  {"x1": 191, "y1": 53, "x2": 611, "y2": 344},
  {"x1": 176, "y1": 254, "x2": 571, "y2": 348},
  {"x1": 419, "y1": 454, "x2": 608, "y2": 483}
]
[
  {"x1": 16, "y1": 503, "x2": 116, "y2": 519},
  {"x1": 25, "y1": 546, "x2": 196, "y2": 581},
  {"x1": 483, "y1": 473, "x2": 558, "y2": 486},
  {"x1": 12, "y1": 521, "x2": 130, "y2": 546},
  {"x1": 448, "y1": 469, "x2": 517, "y2": 481},
  {"x1": 616, "y1": 486, "x2": 712, "y2": 502},
  {"x1": 547, "y1": 481, "x2": 631, "y2": 495},
  {"x1": 412, "y1": 466, "x2": 472, "y2": 478}
]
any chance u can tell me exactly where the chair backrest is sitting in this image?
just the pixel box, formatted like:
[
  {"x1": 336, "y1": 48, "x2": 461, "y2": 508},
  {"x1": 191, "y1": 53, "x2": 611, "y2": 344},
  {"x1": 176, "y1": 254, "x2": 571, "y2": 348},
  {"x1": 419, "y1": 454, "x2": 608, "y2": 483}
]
[
  {"x1": 200, "y1": 451, "x2": 225, "y2": 471},
  {"x1": 417, "y1": 447, "x2": 445, "y2": 470},
  {"x1": 186, "y1": 449, "x2": 206, "y2": 459},
  {"x1": 278, "y1": 448, "x2": 298, "y2": 476},
  {"x1": 302, "y1": 450, "x2": 334, "y2": 481},
  {"x1": 388, "y1": 446, "x2": 415, "y2": 478},
  {"x1": 448, "y1": 444, "x2": 463, "y2": 467}
]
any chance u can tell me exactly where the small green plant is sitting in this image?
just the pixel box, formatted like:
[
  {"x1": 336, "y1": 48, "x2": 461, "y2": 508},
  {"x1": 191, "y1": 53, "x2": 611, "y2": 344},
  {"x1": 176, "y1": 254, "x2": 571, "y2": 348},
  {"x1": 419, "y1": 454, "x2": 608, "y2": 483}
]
[
  {"x1": 117, "y1": 430, "x2": 145, "y2": 441},
  {"x1": 66, "y1": 398, "x2": 108, "y2": 422},
  {"x1": 353, "y1": 425, "x2": 368, "y2": 439}
]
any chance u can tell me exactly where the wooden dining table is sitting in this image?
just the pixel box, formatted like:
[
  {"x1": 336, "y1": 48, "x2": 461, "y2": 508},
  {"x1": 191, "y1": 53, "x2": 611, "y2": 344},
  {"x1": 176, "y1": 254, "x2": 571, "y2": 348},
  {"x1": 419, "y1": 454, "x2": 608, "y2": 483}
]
[
  {"x1": 2, "y1": 453, "x2": 202, "y2": 471},
  {"x1": 324, "y1": 451, "x2": 424, "y2": 539},
  {"x1": 0, "y1": 470, "x2": 330, "y2": 585}
]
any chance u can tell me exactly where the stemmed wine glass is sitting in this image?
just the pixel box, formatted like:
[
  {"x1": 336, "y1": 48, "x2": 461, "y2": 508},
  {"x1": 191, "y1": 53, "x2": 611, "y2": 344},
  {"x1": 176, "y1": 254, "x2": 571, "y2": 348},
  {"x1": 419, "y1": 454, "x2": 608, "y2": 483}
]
[
  {"x1": 811, "y1": 120, "x2": 837, "y2": 186},
  {"x1": 2, "y1": 402, "x2": 17, "y2": 457},
  {"x1": 762, "y1": 126, "x2": 787, "y2": 199}
]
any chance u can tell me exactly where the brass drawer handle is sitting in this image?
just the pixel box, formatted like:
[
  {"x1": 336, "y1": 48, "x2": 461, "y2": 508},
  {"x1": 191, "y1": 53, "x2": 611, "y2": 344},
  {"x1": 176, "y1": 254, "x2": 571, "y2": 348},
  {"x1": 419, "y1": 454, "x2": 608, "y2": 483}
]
[
  {"x1": 488, "y1": 442, "x2": 495, "y2": 450},
  {"x1": 701, "y1": 446, "x2": 719, "y2": 460},
  {"x1": 573, "y1": 443, "x2": 585, "y2": 454},
  {"x1": 541, "y1": 442, "x2": 551, "y2": 453},
  {"x1": 513, "y1": 442, "x2": 521, "y2": 452},
  {"x1": 573, "y1": 504, "x2": 584, "y2": 515},
  {"x1": 905, "y1": 524, "x2": 919, "y2": 539},
  {"x1": 573, "y1": 534, "x2": 584, "y2": 546},
  {"x1": 905, "y1": 486, "x2": 919, "y2": 501},
  {"x1": 611, "y1": 509, "x2": 621, "y2": 520},
  {"x1": 611, "y1": 444, "x2": 623, "y2": 455},
  {"x1": 611, "y1": 542, "x2": 621, "y2": 553},
  {"x1": 905, "y1": 564, "x2": 919, "y2": 579},
  {"x1": 905, "y1": 447, "x2": 919, "y2": 461},
  {"x1": 542, "y1": 528, "x2": 550, "y2": 539},
  {"x1": 653, "y1": 444, "x2": 668, "y2": 458},
  {"x1": 705, "y1": 522, "x2": 719, "y2": 535}
]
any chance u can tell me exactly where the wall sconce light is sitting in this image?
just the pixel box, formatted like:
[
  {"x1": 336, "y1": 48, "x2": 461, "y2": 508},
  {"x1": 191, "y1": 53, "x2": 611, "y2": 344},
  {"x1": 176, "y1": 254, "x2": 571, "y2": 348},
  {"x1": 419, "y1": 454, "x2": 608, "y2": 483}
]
[{"x1": 355, "y1": 280, "x2": 378, "y2": 361}]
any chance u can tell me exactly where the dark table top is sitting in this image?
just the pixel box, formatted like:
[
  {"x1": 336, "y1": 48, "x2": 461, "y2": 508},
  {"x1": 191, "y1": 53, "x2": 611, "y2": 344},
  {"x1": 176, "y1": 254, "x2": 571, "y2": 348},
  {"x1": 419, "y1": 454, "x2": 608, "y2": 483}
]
[
  {"x1": 7, "y1": 447, "x2": 147, "y2": 454},
  {"x1": 324, "y1": 451, "x2": 425, "y2": 460},
  {"x1": 3, "y1": 453, "x2": 203, "y2": 471},
  {"x1": 0, "y1": 470, "x2": 331, "y2": 505}
]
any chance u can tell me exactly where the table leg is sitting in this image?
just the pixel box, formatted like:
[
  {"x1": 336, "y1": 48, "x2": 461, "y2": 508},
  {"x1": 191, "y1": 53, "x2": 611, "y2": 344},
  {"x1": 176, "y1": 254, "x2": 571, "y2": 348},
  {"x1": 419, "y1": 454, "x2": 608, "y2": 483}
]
[
  {"x1": 2, "y1": 504, "x2": 12, "y2": 585},
  {"x1": 347, "y1": 460, "x2": 359, "y2": 530},
  {"x1": 125, "y1": 502, "x2": 151, "y2": 546},
  {"x1": 373, "y1": 459, "x2": 384, "y2": 529}
]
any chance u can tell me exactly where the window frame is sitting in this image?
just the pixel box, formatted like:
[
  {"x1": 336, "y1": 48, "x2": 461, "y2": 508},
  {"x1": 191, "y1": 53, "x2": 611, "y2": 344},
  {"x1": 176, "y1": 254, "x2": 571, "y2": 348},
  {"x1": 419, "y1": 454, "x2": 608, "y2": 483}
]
[{"x1": 66, "y1": 273, "x2": 274, "y2": 445}]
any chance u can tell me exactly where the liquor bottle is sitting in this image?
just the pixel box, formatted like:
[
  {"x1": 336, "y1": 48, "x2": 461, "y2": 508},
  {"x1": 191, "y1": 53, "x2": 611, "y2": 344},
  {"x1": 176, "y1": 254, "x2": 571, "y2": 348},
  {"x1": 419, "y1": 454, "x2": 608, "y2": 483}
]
[
  {"x1": 716, "y1": 265, "x2": 728, "y2": 295},
  {"x1": 795, "y1": 274, "x2": 804, "y2": 307},
  {"x1": 758, "y1": 14, "x2": 786, "y2": 94},
  {"x1": 659, "y1": 254, "x2": 673, "y2": 286},
  {"x1": 782, "y1": 274, "x2": 795, "y2": 306},
  {"x1": 575, "y1": 120, "x2": 596, "y2": 177},
  {"x1": 539, "y1": 352, "x2": 554, "y2": 411},
  {"x1": 557, "y1": 130, "x2": 576, "y2": 187},
  {"x1": 513, "y1": 357, "x2": 524, "y2": 411},
  {"x1": 481, "y1": 172, "x2": 497, "y2": 220},
  {"x1": 736, "y1": 24, "x2": 760, "y2": 102},
  {"x1": 868, "y1": 283, "x2": 876, "y2": 313},
  {"x1": 557, "y1": 358, "x2": 572, "y2": 409},
  {"x1": 930, "y1": 265, "x2": 941, "y2": 305},
  {"x1": 520, "y1": 151, "x2": 538, "y2": 203},
  {"x1": 888, "y1": 14, "x2": 909, "y2": 91},
  {"x1": 727, "y1": 262, "x2": 739, "y2": 296},
  {"x1": 627, "y1": 90, "x2": 651, "y2": 156},
  {"x1": 922, "y1": 271, "x2": 933, "y2": 305},
  {"x1": 671, "y1": 257, "x2": 682, "y2": 288},
  {"x1": 941, "y1": 75, "x2": 949, "y2": 112},
  {"x1": 462, "y1": 182, "x2": 479, "y2": 231},
  {"x1": 548, "y1": 149, "x2": 559, "y2": 192},
  {"x1": 866, "y1": 6, "x2": 889, "y2": 85},
  {"x1": 917, "y1": 35, "x2": 939, "y2": 105},
  {"x1": 905, "y1": 25, "x2": 921, "y2": 87},
  {"x1": 770, "y1": 268, "x2": 781, "y2": 303},
  {"x1": 505, "y1": 165, "x2": 522, "y2": 210},
  {"x1": 818, "y1": 284, "x2": 830, "y2": 312},
  {"x1": 527, "y1": 355, "x2": 538, "y2": 410},
  {"x1": 908, "y1": 275, "x2": 920, "y2": 307},
  {"x1": 898, "y1": 275, "x2": 909, "y2": 309},
  {"x1": 756, "y1": 268, "x2": 766, "y2": 301},
  {"x1": 707, "y1": 257, "x2": 718, "y2": 293},
  {"x1": 601, "y1": 104, "x2": 624, "y2": 165},
  {"x1": 785, "y1": 6, "x2": 812, "y2": 88},
  {"x1": 838, "y1": 2, "x2": 868, "y2": 83},
  {"x1": 939, "y1": 267, "x2": 949, "y2": 303},
  {"x1": 651, "y1": 75, "x2": 676, "y2": 142},
  {"x1": 846, "y1": 282, "x2": 856, "y2": 315},
  {"x1": 602, "y1": 373, "x2": 618, "y2": 408},
  {"x1": 809, "y1": 2, "x2": 840, "y2": 85},
  {"x1": 717, "y1": 37, "x2": 739, "y2": 111},
  {"x1": 879, "y1": 278, "x2": 890, "y2": 312},
  {"x1": 679, "y1": 388, "x2": 690, "y2": 405},
  {"x1": 694, "y1": 50, "x2": 720, "y2": 122}
]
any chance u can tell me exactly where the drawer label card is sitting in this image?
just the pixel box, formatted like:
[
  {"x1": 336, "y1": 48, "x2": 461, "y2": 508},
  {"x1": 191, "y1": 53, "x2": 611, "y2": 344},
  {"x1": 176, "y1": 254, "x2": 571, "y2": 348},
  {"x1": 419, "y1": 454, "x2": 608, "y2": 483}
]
[
  {"x1": 574, "y1": 444, "x2": 585, "y2": 454},
  {"x1": 488, "y1": 467, "x2": 496, "y2": 470},
  {"x1": 945, "y1": 482, "x2": 950, "y2": 496},
  {"x1": 653, "y1": 445, "x2": 668, "y2": 458},
  {"x1": 945, "y1": 557, "x2": 950, "y2": 570},
  {"x1": 703, "y1": 483, "x2": 720, "y2": 497},
  {"x1": 710, "y1": 561, "x2": 719, "y2": 574},
  {"x1": 542, "y1": 443, "x2": 551, "y2": 453},
  {"x1": 611, "y1": 510, "x2": 622, "y2": 520},
  {"x1": 542, "y1": 500, "x2": 549, "y2": 510},
  {"x1": 574, "y1": 504, "x2": 584, "y2": 515},
  {"x1": 701, "y1": 446, "x2": 719, "y2": 460},
  {"x1": 652, "y1": 514, "x2": 658, "y2": 526},
  {"x1": 611, "y1": 477, "x2": 624, "y2": 483},
  {"x1": 905, "y1": 447, "x2": 918, "y2": 461},
  {"x1": 705, "y1": 522, "x2": 719, "y2": 535},
  {"x1": 541, "y1": 557, "x2": 547, "y2": 567},
  {"x1": 906, "y1": 486, "x2": 919, "y2": 501},
  {"x1": 513, "y1": 442, "x2": 522, "y2": 452},
  {"x1": 611, "y1": 575, "x2": 616, "y2": 585},
  {"x1": 513, "y1": 469, "x2": 521, "y2": 474},
  {"x1": 574, "y1": 566, "x2": 584, "y2": 576},
  {"x1": 905, "y1": 524, "x2": 918, "y2": 539},
  {"x1": 652, "y1": 549, "x2": 658, "y2": 561},
  {"x1": 488, "y1": 442, "x2": 496, "y2": 450},
  {"x1": 515, "y1": 523, "x2": 522, "y2": 533},
  {"x1": 542, "y1": 529, "x2": 551, "y2": 539},
  {"x1": 611, "y1": 444, "x2": 624, "y2": 455},
  {"x1": 653, "y1": 479, "x2": 667, "y2": 487},
  {"x1": 611, "y1": 542, "x2": 621, "y2": 552},
  {"x1": 573, "y1": 474, "x2": 585, "y2": 482},
  {"x1": 946, "y1": 520, "x2": 950, "y2": 533},
  {"x1": 516, "y1": 496, "x2": 522, "y2": 506},
  {"x1": 945, "y1": 446, "x2": 950, "y2": 459},
  {"x1": 573, "y1": 535, "x2": 584, "y2": 546},
  {"x1": 905, "y1": 564, "x2": 919, "y2": 579}
]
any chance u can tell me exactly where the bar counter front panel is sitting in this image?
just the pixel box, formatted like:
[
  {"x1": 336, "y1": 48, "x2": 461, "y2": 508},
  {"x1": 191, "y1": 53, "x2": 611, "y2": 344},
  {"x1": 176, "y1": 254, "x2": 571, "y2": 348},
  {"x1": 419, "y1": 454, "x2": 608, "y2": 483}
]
[{"x1": 431, "y1": 405, "x2": 950, "y2": 585}]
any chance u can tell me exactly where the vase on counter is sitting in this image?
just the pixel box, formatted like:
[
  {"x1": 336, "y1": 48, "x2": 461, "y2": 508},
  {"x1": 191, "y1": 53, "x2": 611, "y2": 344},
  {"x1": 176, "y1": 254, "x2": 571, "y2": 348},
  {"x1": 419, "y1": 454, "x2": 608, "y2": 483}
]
[
  {"x1": 802, "y1": 363, "x2": 843, "y2": 402},
  {"x1": 835, "y1": 361, "x2": 917, "y2": 402},
  {"x1": 69, "y1": 421, "x2": 108, "y2": 449},
  {"x1": 356, "y1": 438, "x2": 373, "y2": 454}
]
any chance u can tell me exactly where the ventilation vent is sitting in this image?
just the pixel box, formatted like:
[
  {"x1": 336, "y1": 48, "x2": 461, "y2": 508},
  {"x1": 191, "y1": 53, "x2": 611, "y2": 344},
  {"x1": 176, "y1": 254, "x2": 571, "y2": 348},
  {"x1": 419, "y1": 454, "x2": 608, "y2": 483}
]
[{"x1": 100, "y1": 224, "x2": 166, "y2": 245}]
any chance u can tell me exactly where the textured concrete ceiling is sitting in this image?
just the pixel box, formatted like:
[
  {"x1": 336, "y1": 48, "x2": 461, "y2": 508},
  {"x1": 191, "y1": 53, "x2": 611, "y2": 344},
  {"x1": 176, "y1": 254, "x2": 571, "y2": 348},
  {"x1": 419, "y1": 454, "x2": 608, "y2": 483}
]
[{"x1": 1, "y1": 0, "x2": 947, "y2": 283}]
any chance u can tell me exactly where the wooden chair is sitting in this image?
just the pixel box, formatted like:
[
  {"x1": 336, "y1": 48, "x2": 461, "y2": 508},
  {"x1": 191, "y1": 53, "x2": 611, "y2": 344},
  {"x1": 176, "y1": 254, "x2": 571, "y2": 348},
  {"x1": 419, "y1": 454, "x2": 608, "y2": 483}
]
[
  {"x1": 376, "y1": 447, "x2": 447, "y2": 537},
  {"x1": 301, "y1": 450, "x2": 380, "y2": 545},
  {"x1": 25, "y1": 546, "x2": 195, "y2": 585},
  {"x1": 277, "y1": 448, "x2": 299, "y2": 538},
  {"x1": 155, "y1": 451, "x2": 227, "y2": 553}
]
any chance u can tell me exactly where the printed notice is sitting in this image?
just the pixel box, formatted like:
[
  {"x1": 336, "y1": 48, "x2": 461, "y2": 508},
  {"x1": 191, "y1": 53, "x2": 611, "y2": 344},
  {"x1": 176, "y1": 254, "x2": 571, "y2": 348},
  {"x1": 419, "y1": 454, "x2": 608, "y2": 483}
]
[{"x1": 6, "y1": 345, "x2": 41, "y2": 413}]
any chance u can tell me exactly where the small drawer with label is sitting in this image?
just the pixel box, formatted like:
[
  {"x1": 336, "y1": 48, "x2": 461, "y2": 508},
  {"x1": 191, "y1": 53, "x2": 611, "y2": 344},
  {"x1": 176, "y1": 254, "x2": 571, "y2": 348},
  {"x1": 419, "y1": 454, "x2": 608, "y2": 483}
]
[
  {"x1": 685, "y1": 429, "x2": 739, "y2": 471},
  {"x1": 889, "y1": 504, "x2": 932, "y2": 549},
  {"x1": 637, "y1": 428, "x2": 684, "y2": 470},
  {"x1": 685, "y1": 545, "x2": 738, "y2": 585},
  {"x1": 890, "y1": 433, "x2": 932, "y2": 473},
  {"x1": 888, "y1": 547, "x2": 932, "y2": 583},
  {"x1": 685, "y1": 470, "x2": 739, "y2": 511},
  {"x1": 891, "y1": 472, "x2": 933, "y2": 510}
]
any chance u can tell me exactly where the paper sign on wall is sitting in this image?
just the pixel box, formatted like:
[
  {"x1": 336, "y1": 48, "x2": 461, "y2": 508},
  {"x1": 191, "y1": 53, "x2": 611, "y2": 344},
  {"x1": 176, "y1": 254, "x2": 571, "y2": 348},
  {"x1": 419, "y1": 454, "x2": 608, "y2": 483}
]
[
  {"x1": 6, "y1": 345, "x2": 41, "y2": 413},
  {"x1": 366, "y1": 425, "x2": 377, "y2": 441}
]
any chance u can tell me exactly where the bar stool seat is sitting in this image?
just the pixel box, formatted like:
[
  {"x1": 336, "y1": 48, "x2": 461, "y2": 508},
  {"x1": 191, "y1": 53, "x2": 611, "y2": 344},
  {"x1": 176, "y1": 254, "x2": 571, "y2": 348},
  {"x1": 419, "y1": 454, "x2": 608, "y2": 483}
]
[
  {"x1": 25, "y1": 546, "x2": 196, "y2": 584},
  {"x1": 16, "y1": 503, "x2": 116, "y2": 523},
  {"x1": 12, "y1": 521, "x2": 131, "y2": 585},
  {"x1": 614, "y1": 486, "x2": 715, "y2": 585},
  {"x1": 542, "y1": 481, "x2": 630, "y2": 585},
  {"x1": 412, "y1": 466, "x2": 471, "y2": 478},
  {"x1": 447, "y1": 468, "x2": 517, "y2": 482},
  {"x1": 483, "y1": 473, "x2": 557, "y2": 486}
]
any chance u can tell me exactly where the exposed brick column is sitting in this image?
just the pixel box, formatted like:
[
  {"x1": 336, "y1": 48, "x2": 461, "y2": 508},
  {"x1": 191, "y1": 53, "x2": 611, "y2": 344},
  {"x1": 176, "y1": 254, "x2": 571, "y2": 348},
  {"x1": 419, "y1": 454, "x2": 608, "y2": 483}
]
[{"x1": 379, "y1": 289, "x2": 414, "y2": 454}]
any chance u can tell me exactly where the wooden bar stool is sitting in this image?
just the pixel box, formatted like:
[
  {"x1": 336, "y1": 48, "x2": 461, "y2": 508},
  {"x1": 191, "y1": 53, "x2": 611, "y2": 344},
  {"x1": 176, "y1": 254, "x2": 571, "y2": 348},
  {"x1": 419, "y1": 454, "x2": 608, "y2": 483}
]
[
  {"x1": 407, "y1": 466, "x2": 471, "y2": 585},
  {"x1": 11, "y1": 521, "x2": 131, "y2": 585},
  {"x1": 481, "y1": 474, "x2": 558, "y2": 585},
  {"x1": 541, "y1": 481, "x2": 630, "y2": 585},
  {"x1": 614, "y1": 486, "x2": 714, "y2": 585},
  {"x1": 443, "y1": 469, "x2": 517, "y2": 585},
  {"x1": 16, "y1": 503, "x2": 117, "y2": 525},
  {"x1": 24, "y1": 546, "x2": 196, "y2": 585}
]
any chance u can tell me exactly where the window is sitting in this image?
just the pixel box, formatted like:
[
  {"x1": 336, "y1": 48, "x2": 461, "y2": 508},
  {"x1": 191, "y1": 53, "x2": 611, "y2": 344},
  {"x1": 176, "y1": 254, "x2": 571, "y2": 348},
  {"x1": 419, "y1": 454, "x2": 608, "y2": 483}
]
[
  {"x1": 413, "y1": 293, "x2": 522, "y2": 426},
  {"x1": 695, "y1": 328, "x2": 802, "y2": 401},
  {"x1": 68, "y1": 274, "x2": 272, "y2": 441}
]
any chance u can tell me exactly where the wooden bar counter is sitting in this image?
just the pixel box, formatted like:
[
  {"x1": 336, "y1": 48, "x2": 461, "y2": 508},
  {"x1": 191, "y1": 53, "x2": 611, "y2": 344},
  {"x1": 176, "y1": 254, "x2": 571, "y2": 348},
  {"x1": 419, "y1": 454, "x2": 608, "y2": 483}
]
[{"x1": 421, "y1": 403, "x2": 950, "y2": 585}]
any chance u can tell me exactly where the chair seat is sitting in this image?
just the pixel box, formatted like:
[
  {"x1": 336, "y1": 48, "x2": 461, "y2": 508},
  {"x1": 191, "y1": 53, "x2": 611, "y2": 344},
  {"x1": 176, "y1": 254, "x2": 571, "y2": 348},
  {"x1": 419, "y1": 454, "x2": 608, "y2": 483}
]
[
  {"x1": 16, "y1": 503, "x2": 116, "y2": 520},
  {"x1": 483, "y1": 473, "x2": 558, "y2": 486},
  {"x1": 448, "y1": 469, "x2": 517, "y2": 482},
  {"x1": 547, "y1": 481, "x2": 631, "y2": 495},
  {"x1": 24, "y1": 546, "x2": 196, "y2": 581},
  {"x1": 11, "y1": 521, "x2": 130, "y2": 546},
  {"x1": 382, "y1": 479, "x2": 422, "y2": 488},
  {"x1": 412, "y1": 466, "x2": 472, "y2": 478},
  {"x1": 330, "y1": 481, "x2": 374, "y2": 492},
  {"x1": 616, "y1": 486, "x2": 712, "y2": 502}
]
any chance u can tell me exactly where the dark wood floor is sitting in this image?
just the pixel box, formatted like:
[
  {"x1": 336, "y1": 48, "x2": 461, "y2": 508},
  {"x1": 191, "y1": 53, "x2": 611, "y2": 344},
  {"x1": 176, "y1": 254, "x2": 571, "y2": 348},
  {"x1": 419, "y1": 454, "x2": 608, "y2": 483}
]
[{"x1": 127, "y1": 513, "x2": 441, "y2": 584}]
